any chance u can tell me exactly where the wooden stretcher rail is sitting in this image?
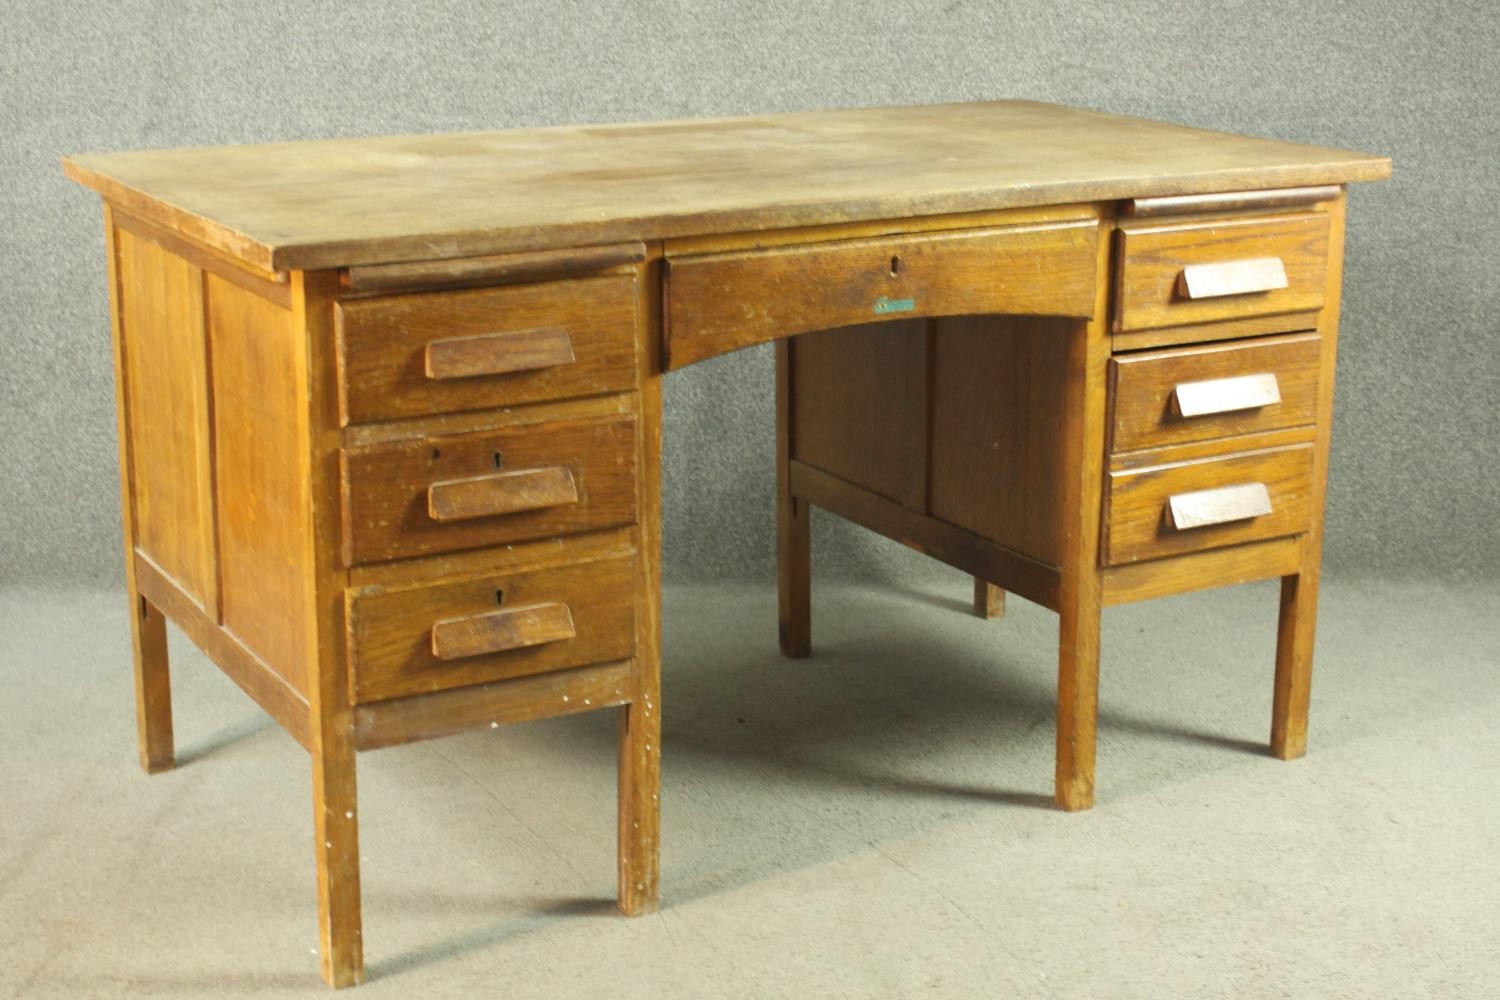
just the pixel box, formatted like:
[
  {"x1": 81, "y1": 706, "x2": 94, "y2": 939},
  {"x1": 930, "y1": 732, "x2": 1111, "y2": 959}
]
[{"x1": 353, "y1": 659, "x2": 635, "y2": 751}]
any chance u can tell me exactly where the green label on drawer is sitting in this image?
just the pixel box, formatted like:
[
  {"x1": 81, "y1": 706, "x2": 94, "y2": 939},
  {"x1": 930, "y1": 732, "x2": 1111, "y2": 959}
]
[{"x1": 873, "y1": 296, "x2": 916, "y2": 315}]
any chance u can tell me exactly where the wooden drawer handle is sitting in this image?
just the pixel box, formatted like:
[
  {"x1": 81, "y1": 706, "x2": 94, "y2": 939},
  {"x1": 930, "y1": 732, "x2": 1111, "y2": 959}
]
[
  {"x1": 1167, "y1": 482, "x2": 1273, "y2": 530},
  {"x1": 428, "y1": 467, "x2": 579, "y2": 522},
  {"x1": 425, "y1": 328, "x2": 576, "y2": 381},
  {"x1": 430, "y1": 602, "x2": 577, "y2": 661},
  {"x1": 1171, "y1": 372, "x2": 1282, "y2": 418},
  {"x1": 1177, "y1": 257, "x2": 1288, "y2": 300}
]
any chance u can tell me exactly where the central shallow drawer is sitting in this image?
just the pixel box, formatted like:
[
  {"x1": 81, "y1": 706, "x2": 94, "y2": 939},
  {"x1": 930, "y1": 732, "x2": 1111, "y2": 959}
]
[
  {"x1": 663, "y1": 218, "x2": 1099, "y2": 369},
  {"x1": 1114, "y1": 212, "x2": 1329, "y2": 333},
  {"x1": 346, "y1": 552, "x2": 637, "y2": 703},
  {"x1": 1104, "y1": 443, "x2": 1314, "y2": 565},
  {"x1": 1109, "y1": 332, "x2": 1322, "y2": 452},
  {"x1": 341, "y1": 413, "x2": 638, "y2": 566},
  {"x1": 335, "y1": 275, "x2": 639, "y2": 424}
]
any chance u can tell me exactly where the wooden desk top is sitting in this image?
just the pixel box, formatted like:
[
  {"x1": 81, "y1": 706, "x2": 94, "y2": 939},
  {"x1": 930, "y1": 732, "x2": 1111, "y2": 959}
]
[{"x1": 64, "y1": 100, "x2": 1390, "y2": 273}]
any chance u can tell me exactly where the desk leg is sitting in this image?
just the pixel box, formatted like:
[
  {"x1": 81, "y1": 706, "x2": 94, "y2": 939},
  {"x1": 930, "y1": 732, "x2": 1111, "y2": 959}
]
[
  {"x1": 620, "y1": 299, "x2": 663, "y2": 916},
  {"x1": 130, "y1": 593, "x2": 175, "y2": 773},
  {"x1": 296, "y1": 269, "x2": 364, "y2": 988},
  {"x1": 1271, "y1": 565, "x2": 1318, "y2": 759},
  {"x1": 776, "y1": 340, "x2": 812, "y2": 658},
  {"x1": 618, "y1": 691, "x2": 661, "y2": 914},
  {"x1": 311, "y1": 717, "x2": 363, "y2": 988},
  {"x1": 1055, "y1": 593, "x2": 1101, "y2": 811},
  {"x1": 973, "y1": 579, "x2": 1006, "y2": 619},
  {"x1": 1055, "y1": 223, "x2": 1111, "y2": 813},
  {"x1": 1272, "y1": 192, "x2": 1345, "y2": 761},
  {"x1": 106, "y1": 207, "x2": 175, "y2": 775}
]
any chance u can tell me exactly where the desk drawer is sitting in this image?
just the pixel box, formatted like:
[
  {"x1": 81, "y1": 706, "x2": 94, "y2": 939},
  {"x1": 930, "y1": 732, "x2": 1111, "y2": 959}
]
[
  {"x1": 347, "y1": 551, "x2": 637, "y2": 703},
  {"x1": 664, "y1": 219, "x2": 1098, "y2": 369},
  {"x1": 341, "y1": 414, "x2": 637, "y2": 565},
  {"x1": 1114, "y1": 213, "x2": 1329, "y2": 333},
  {"x1": 1109, "y1": 333, "x2": 1321, "y2": 452},
  {"x1": 336, "y1": 275, "x2": 638, "y2": 424},
  {"x1": 1104, "y1": 443, "x2": 1314, "y2": 565}
]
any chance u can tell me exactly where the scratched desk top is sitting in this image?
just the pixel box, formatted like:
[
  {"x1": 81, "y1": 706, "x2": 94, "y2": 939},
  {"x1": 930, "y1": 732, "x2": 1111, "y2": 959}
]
[{"x1": 64, "y1": 100, "x2": 1390, "y2": 272}]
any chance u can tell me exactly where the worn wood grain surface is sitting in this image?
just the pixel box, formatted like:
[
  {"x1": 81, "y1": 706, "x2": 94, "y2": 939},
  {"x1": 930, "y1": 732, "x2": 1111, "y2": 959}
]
[{"x1": 64, "y1": 101, "x2": 1389, "y2": 271}]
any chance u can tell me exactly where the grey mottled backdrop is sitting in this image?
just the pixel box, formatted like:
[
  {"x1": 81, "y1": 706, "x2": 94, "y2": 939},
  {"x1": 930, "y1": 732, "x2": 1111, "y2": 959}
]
[{"x1": 2, "y1": 0, "x2": 1496, "y2": 587}]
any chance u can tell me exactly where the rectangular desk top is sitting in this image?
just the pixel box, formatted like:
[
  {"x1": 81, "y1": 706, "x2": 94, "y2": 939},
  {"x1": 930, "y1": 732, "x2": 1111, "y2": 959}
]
[{"x1": 63, "y1": 100, "x2": 1390, "y2": 273}]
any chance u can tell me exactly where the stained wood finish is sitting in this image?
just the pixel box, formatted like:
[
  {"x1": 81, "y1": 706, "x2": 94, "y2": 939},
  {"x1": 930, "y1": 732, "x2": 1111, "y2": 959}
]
[
  {"x1": 1110, "y1": 310, "x2": 1321, "y2": 353},
  {"x1": 1273, "y1": 193, "x2": 1349, "y2": 761},
  {"x1": 208, "y1": 273, "x2": 311, "y2": 692},
  {"x1": 136, "y1": 552, "x2": 312, "y2": 750},
  {"x1": 1109, "y1": 333, "x2": 1321, "y2": 452},
  {"x1": 1052, "y1": 213, "x2": 1114, "y2": 812},
  {"x1": 1108, "y1": 425, "x2": 1316, "y2": 474},
  {"x1": 346, "y1": 553, "x2": 636, "y2": 703},
  {"x1": 64, "y1": 102, "x2": 1390, "y2": 987},
  {"x1": 349, "y1": 526, "x2": 635, "y2": 591},
  {"x1": 340, "y1": 414, "x2": 637, "y2": 565},
  {"x1": 63, "y1": 101, "x2": 1388, "y2": 271},
  {"x1": 619, "y1": 249, "x2": 664, "y2": 918},
  {"x1": 427, "y1": 467, "x2": 579, "y2": 523},
  {"x1": 115, "y1": 209, "x2": 291, "y2": 307},
  {"x1": 342, "y1": 242, "x2": 646, "y2": 295},
  {"x1": 1104, "y1": 443, "x2": 1315, "y2": 565},
  {"x1": 129, "y1": 597, "x2": 173, "y2": 770},
  {"x1": 355, "y1": 660, "x2": 634, "y2": 751},
  {"x1": 776, "y1": 340, "x2": 812, "y2": 658},
  {"x1": 1115, "y1": 212, "x2": 1330, "y2": 332},
  {"x1": 1125, "y1": 185, "x2": 1342, "y2": 218},
  {"x1": 790, "y1": 320, "x2": 929, "y2": 510},
  {"x1": 344, "y1": 392, "x2": 634, "y2": 449},
  {"x1": 115, "y1": 226, "x2": 218, "y2": 612},
  {"x1": 786, "y1": 312, "x2": 1077, "y2": 572},
  {"x1": 791, "y1": 461, "x2": 1061, "y2": 611},
  {"x1": 664, "y1": 219, "x2": 1098, "y2": 368},
  {"x1": 430, "y1": 602, "x2": 577, "y2": 661},
  {"x1": 104, "y1": 207, "x2": 175, "y2": 774},
  {"x1": 424, "y1": 327, "x2": 576, "y2": 381},
  {"x1": 929, "y1": 315, "x2": 1074, "y2": 565},
  {"x1": 663, "y1": 203, "x2": 1095, "y2": 256},
  {"x1": 336, "y1": 275, "x2": 638, "y2": 424},
  {"x1": 974, "y1": 580, "x2": 1006, "y2": 619},
  {"x1": 291, "y1": 270, "x2": 364, "y2": 988},
  {"x1": 1101, "y1": 536, "x2": 1302, "y2": 607}
]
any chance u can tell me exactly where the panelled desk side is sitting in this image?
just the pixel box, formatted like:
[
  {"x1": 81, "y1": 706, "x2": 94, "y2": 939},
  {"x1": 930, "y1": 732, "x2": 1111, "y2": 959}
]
[{"x1": 67, "y1": 102, "x2": 1389, "y2": 988}]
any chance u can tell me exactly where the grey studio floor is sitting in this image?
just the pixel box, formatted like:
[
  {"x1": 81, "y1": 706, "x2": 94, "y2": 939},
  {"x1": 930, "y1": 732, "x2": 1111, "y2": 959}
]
[{"x1": 2, "y1": 573, "x2": 1497, "y2": 999}]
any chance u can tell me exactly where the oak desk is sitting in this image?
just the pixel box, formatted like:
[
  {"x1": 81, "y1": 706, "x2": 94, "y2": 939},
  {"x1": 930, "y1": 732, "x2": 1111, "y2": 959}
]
[{"x1": 63, "y1": 101, "x2": 1390, "y2": 987}]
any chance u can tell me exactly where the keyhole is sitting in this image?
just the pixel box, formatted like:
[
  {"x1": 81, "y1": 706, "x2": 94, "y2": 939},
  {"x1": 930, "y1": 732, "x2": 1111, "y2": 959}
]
[
  {"x1": 431, "y1": 448, "x2": 442, "y2": 461},
  {"x1": 889, "y1": 255, "x2": 903, "y2": 276},
  {"x1": 495, "y1": 589, "x2": 505, "y2": 606},
  {"x1": 492, "y1": 451, "x2": 503, "y2": 468}
]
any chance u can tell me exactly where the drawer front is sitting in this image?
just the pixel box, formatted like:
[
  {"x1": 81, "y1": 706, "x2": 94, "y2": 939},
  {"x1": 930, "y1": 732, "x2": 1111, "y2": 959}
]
[
  {"x1": 341, "y1": 414, "x2": 637, "y2": 565},
  {"x1": 1110, "y1": 332, "x2": 1321, "y2": 452},
  {"x1": 347, "y1": 552, "x2": 637, "y2": 703},
  {"x1": 664, "y1": 219, "x2": 1098, "y2": 369},
  {"x1": 1114, "y1": 212, "x2": 1329, "y2": 333},
  {"x1": 336, "y1": 275, "x2": 639, "y2": 424},
  {"x1": 1104, "y1": 444, "x2": 1314, "y2": 565}
]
